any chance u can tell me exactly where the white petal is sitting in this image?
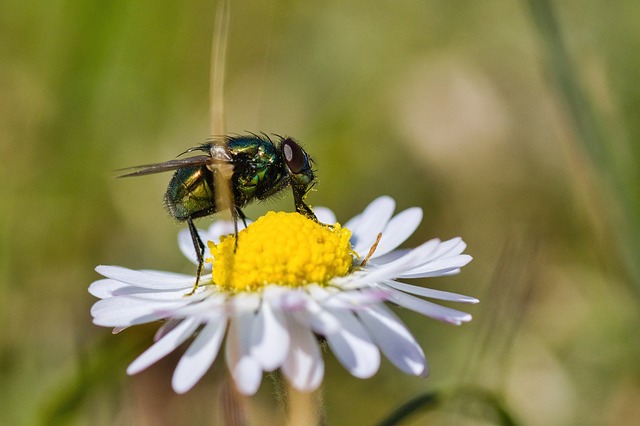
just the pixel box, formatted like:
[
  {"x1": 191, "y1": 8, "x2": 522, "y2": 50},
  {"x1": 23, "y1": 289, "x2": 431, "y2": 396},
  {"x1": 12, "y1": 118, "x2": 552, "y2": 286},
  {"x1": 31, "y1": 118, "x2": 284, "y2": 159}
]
[
  {"x1": 360, "y1": 236, "x2": 470, "y2": 284},
  {"x1": 279, "y1": 289, "x2": 310, "y2": 311},
  {"x1": 427, "y1": 237, "x2": 467, "y2": 261},
  {"x1": 206, "y1": 220, "x2": 235, "y2": 238},
  {"x1": 400, "y1": 255, "x2": 473, "y2": 278},
  {"x1": 313, "y1": 206, "x2": 336, "y2": 225},
  {"x1": 281, "y1": 314, "x2": 324, "y2": 392},
  {"x1": 172, "y1": 316, "x2": 227, "y2": 393},
  {"x1": 358, "y1": 304, "x2": 427, "y2": 376},
  {"x1": 93, "y1": 310, "x2": 168, "y2": 328},
  {"x1": 154, "y1": 319, "x2": 182, "y2": 341},
  {"x1": 91, "y1": 296, "x2": 189, "y2": 327},
  {"x1": 88, "y1": 279, "x2": 130, "y2": 299},
  {"x1": 343, "y1": 212, "x2": 362, "y2": 232},
  {"x1": 351, "y1": 197, "x2": 396, "y2": 255},
  {"x1": 360, "y1": 239, "x2": 442, "y2": 283},
  {"x1": 127, "y1": 317, "x2": 200, "y2": 375},
  {"x1": 369, "y1": 249, "x2": 411, "y2": 265},
  {"x1": 109, "y1": 288, "x2": 200, "y2": 302},
  {"x1": 140, "y1": 269, "x2": 204, "y2": 279},
  {"x1": 387, "y1": 289, "x2": 472, "y2": 325},
  {"x1": 170, "y1": 292, "x2": 227, "y2": 320},
  {"x1": 370, "y1": 207, "x2": 423, "y2": 258},
  {"x1": 95, "y1": 265, "x2": 193, "y2": 290},
  {"x1": 299, "y1": 297, "x2": 342, "y2": 336},
  {"x1": 230, "y1": 292, "x2": 261, "y2": 314},
  {"x1": 304, "y1": 284, "x2": 335, "y2": 302},
  {"x1": 225, "y1": 313, "x2": 262, "y2": 395},
  {"x1": 276, "y1": 288, "x2": 341, "y2": 335},
  {"x1": 250, "y1": 296, "x2": 290, "y2": 371},
  {"x1": 324, "y1": 309, "x2": 380, "y2": 378},
  {"x1": 344, "y1": 196, "x2": 391, "y2": 234},
  {"x1": 407, "y1": 268, "x2": 463, "y2": 278},
  {"x1": 382, "y1": 281, "x2": 479, "y2": 303},
  {"x1": 205, "y1": 218, "x2": 249, "y2": 239},
  {"x1": 323, "y1": 289, "x2": 389, "y2": 309}
]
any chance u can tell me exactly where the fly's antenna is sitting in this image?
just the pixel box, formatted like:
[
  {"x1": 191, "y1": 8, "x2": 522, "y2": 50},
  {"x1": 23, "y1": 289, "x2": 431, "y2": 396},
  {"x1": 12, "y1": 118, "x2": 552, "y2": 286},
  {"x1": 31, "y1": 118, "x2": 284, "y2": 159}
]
[{"x1": 209, "y1": 0, "x2": 234, "y2": 216}]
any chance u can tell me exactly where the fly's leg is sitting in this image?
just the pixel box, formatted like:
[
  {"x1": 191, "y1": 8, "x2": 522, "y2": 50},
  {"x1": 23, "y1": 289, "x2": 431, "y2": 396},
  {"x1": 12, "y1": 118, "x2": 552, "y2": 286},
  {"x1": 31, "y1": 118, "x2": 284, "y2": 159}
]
[
  {"x1": 236, "y1": 207, "x2": 248, "y2": 228},
  {"x1": 186, "y1": 217, "x2": 205, "y2": 295},
  {"x1": 231, "y1": 207, "x2": 248, "y2": 252},
  {"x1": 293, "y1": 185, "x2": 318, "y2": 222},
  {"x1": 296, "y1": 201, "x2": 317, "y2": 221}
]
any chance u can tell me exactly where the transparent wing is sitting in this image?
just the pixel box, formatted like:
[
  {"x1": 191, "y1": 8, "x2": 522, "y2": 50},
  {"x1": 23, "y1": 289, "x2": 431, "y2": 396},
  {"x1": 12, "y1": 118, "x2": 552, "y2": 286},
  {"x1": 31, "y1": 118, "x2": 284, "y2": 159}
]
[{"x1": 117, "y1": 156, "x2": 212, "y2": 177}]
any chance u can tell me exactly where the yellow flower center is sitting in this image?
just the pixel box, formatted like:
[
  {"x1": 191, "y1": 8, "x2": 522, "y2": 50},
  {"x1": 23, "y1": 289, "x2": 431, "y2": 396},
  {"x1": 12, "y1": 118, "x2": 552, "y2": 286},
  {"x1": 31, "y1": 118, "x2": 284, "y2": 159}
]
[{"x1": 206, "y1": 212, "x2": 355, "y2": 292}]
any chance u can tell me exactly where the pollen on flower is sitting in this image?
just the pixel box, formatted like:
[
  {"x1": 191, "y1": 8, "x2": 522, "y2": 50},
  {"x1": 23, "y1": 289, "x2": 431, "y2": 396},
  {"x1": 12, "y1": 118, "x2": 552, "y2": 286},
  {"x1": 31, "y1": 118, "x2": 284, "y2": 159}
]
[{"x1": 207, "y1": 212, "x2": 355, "y2": 291}]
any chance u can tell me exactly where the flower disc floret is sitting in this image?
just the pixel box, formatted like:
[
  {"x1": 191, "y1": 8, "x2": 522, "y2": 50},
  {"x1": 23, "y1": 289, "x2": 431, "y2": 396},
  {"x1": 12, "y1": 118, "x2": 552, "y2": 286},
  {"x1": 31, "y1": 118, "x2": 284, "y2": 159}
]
[{"x1": 207, "y1": 212, "x2": 354, "y2": 291}]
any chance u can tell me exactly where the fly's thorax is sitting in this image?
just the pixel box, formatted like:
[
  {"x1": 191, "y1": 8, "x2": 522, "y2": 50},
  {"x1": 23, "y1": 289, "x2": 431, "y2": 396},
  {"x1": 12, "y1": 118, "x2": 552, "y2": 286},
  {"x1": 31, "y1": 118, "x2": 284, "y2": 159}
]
[{"x1": 228, "y1": 136, "x2": 288, "y2": 203}]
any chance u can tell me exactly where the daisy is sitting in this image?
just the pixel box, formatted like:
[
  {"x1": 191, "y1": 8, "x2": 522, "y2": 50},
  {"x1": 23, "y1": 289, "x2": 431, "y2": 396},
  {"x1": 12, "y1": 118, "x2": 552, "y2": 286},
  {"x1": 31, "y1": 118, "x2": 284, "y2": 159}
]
[{"x1": 89, "y1": 196, "x2": 478, "y2": 395}]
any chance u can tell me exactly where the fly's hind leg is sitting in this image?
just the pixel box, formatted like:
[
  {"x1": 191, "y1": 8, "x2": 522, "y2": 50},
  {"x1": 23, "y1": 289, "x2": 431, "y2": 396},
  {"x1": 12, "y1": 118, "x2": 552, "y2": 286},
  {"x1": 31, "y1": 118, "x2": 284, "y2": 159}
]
[{"x1": 186, "y1": 217, "x2": 206, "y2": 295}]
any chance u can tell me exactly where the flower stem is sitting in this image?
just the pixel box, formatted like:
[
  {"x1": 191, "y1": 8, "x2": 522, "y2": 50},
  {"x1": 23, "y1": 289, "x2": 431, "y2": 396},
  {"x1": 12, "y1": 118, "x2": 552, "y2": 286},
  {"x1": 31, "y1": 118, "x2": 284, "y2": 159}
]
[
  {"x1": 219, "y1": 376, "x2": 248, "y2": 426},
  {"x1": 285, "y1": 383, "x2": 323, "y2": 426}
]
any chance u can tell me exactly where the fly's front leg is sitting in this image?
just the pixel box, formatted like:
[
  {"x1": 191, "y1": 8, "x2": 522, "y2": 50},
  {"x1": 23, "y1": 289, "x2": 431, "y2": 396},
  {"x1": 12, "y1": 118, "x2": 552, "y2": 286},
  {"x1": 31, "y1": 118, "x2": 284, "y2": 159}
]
[{"x1": 293, "y1": 185, "x2": 318, "y2": 222}]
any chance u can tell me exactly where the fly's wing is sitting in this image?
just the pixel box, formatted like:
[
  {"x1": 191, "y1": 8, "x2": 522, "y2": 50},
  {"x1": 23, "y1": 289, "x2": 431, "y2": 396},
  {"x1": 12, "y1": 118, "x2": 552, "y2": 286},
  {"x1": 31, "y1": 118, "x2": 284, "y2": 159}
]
[
  {"x1": 208, "y1": 0, "x2": 234, "y2": 215},
  {"x1": 117, "y1": 156, "x2": 212, "y2": 177}
]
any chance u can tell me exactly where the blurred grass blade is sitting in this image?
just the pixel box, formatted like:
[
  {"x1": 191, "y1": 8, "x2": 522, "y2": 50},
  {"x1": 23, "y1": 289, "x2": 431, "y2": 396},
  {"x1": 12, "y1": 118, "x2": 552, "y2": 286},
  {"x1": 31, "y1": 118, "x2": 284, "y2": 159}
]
[
  {"x1": 526, "y1": 0, "x2": 640, "y2": 298},
  {"x1": 219, "y1": 376, "x2": 248, "y2": 426},
  {"x1": 376, "y1": 387, "x2": 519, "y2": 426},
  {"x1": 460, "y1": 233, "x2": 537, "y2": 388},
  {"x1": 376, "y1": 392, "x2": 439, "y2": 426},
  {"x1": 455, "y1": 387, "x2": 519, "y2": 426},
  {"x1": 526, "y1": 0, "x2": 606, "y2": 165}
]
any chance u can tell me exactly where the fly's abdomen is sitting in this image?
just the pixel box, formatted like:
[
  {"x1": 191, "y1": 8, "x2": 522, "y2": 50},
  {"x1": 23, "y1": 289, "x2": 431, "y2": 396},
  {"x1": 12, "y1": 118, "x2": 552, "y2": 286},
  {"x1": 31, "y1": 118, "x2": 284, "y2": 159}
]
[{"x1": 164, "y1": 166, "x2": 217, "y2": 221}]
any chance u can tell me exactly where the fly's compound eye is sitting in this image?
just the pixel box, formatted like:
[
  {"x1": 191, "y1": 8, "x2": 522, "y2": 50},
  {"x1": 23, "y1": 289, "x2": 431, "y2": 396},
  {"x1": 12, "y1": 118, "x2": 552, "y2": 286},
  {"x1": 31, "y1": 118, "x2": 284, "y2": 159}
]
[{"x1": 283, "y1": 139, "x2": 308, "y2": 174}]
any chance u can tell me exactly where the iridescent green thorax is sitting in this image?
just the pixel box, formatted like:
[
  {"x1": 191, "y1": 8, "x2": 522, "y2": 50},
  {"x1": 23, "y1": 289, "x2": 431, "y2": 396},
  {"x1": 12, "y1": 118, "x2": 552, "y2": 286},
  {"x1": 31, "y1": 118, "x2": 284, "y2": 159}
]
[{"x1": 225, "y1": 136, "x2": 287, "y2": 207}]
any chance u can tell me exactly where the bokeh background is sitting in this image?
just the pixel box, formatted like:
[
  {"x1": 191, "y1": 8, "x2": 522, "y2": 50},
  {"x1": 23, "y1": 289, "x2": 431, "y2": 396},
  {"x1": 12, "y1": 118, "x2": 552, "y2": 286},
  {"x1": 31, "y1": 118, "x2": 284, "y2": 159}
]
[{"x1": 2, "y1": 0, "x2": 639, "y2": 424}]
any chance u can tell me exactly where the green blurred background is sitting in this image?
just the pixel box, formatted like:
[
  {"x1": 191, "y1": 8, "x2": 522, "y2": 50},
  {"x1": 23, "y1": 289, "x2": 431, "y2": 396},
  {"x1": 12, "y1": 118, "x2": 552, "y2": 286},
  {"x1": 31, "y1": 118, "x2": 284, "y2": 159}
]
[{"x1": 2, "y1": 0, "x2": 639, "y2": 424}]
